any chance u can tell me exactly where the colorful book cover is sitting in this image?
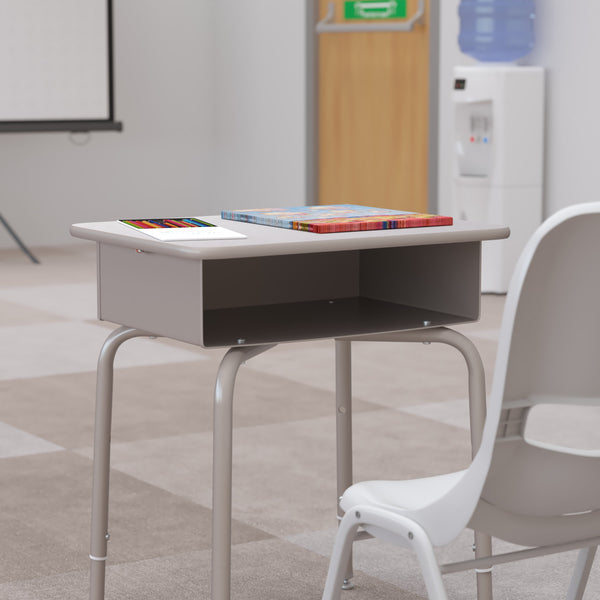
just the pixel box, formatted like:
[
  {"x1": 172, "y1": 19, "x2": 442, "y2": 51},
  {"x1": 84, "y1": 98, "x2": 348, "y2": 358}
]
[{"x1": 221, "y1": 205, "x2": 453, "y2": 234}]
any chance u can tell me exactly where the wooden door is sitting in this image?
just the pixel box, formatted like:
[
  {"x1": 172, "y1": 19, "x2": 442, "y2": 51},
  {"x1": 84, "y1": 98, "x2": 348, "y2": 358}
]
[{"x1": 318, "y1": 0, "x2": 431, "y2": 212}]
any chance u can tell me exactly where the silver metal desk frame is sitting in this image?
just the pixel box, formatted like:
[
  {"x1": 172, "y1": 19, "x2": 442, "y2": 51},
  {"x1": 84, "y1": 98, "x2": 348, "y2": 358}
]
[{"x1": 88, "y1": 325, "x2": 491, "y2": 600}]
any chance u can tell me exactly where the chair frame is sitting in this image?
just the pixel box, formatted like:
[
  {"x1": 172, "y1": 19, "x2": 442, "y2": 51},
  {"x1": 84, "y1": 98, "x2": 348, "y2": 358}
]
[{"x1": 324, "y1": 202, "x2": 600, "y2": 600}]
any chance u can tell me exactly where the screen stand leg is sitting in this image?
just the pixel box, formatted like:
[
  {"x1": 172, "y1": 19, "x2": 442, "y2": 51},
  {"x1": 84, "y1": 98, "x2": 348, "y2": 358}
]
[{"x1": 0, "y1": 213, "x2": 40, "y2": 264}]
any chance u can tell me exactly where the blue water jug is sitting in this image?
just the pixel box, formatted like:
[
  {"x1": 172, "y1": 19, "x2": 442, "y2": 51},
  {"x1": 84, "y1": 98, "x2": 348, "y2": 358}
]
[{"x1": 458, "y1": 0, "x2": 536, "y2": 62}]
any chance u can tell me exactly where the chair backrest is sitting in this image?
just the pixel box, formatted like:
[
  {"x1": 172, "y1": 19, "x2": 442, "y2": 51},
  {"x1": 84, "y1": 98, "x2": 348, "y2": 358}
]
[
  {"x1": 412, "y1": 202, "x2": 600, "y2": 547},
  {"x1": 478, "y1": 202, "x2": 600, "y2": 542}
]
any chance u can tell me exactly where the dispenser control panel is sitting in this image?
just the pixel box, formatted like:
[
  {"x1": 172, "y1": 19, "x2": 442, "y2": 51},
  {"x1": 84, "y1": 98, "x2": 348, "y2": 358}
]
[{"x1": 455, "y1": 100, "x2": 493, "y2": 177}]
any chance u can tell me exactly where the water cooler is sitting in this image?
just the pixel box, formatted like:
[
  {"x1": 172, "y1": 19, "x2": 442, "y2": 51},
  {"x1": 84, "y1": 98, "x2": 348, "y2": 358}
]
[{"x1": 453, "y1": 65, "x2": 544, "y2": 293}]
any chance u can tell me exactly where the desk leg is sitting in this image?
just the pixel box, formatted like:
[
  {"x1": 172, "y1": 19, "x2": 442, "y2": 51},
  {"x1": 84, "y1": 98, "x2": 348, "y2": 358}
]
[
  {"x1": 346, "y1": 327, "x2": 493, "y2": 600},
  {"x1": 474, "y1": 532, "x2": 493, "y2": 600},
  {"x1": 335, "y1": 340, "x2": 354, "y2": 590},
  {"x1": 212, "y1": 344, "x2": 276, "y2": 600},
  {"x1": 89, "y1": 326, "x2": 149, "y2": 600}
]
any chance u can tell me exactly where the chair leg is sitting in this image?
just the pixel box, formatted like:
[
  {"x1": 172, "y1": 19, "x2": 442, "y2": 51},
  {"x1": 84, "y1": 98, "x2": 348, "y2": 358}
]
[
  {"x1": 323, "y1": 506, "x2": 449, "y2": 600},
  {"x1": 322, "y1": 513, "x2": 361, "y2": 600},
  {"x1": 566, "y1": 546, "x2": 597, "y2": 600},
  {"x1": 410, "y1": 528, "x2": 449, "y2": 600}
]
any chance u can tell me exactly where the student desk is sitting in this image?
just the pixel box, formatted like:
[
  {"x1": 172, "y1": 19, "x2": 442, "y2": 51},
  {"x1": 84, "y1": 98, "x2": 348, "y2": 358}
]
[{"x1": 71, "y1": 216, "x2": 509, "y2": 600}]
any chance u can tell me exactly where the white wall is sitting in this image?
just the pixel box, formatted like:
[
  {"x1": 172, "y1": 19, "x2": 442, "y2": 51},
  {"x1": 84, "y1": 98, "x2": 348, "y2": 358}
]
[
  {"x1": 0, "y1": 0, "x2": 307, "y2": 251},
  {"x1": 0, "y1": 0, "x2": 216, "y2": 249},
  {"x1": 438, "y1": 1, "x2": 600, "y2": 219},
  {"x1": 212, "y1": 1, "x2": 306, "y2": 211},
  {"x1": 525, "y1": 3, "x2": 600, "y2": 217},
  {"x1": 437, "y1": 1, "x2": 476, "y2": 218}
]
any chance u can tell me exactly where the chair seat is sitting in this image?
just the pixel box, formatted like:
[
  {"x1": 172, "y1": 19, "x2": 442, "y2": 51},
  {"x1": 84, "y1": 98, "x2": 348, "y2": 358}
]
[{"x1": 341, "y1": 471, "x2": 466, "y2": 515}]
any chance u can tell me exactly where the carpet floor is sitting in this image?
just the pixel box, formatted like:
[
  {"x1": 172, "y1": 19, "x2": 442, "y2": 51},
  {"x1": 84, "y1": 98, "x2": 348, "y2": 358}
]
[{"x1": 1, "y1": 244, "x2": 599, "y2": 599}]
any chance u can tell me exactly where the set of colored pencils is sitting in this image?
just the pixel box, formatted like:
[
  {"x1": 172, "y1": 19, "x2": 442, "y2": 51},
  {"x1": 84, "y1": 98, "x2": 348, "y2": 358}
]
[{"x1": 120, "y1": 218, "x2": 214, "y2": 229}]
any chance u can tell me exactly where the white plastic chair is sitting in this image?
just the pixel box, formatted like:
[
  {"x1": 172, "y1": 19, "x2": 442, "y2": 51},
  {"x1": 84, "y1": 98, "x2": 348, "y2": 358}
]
[{"x1": 322, "y1": 202, "x2": 600, "y2": 600}]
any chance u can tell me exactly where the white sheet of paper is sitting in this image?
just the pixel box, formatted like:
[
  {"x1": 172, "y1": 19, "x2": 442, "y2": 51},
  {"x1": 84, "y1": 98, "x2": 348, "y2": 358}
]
[{"x1": 119, "y1": 222, "x2": 246, "y2": 241}]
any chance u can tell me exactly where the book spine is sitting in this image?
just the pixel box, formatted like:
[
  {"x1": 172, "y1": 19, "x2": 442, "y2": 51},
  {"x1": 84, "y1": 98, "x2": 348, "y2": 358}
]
[
  {"x1": 302, "y1": 215, "x2": 453, "y2": 234},
  {"x1": 221, "y1": 210, "x2": 453, "y2": 233}
]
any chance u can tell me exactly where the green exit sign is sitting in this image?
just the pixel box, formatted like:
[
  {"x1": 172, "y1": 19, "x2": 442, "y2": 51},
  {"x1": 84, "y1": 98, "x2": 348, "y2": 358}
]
[{"x1": 344, "y1": 0, "x2": 407, "y2": 20}]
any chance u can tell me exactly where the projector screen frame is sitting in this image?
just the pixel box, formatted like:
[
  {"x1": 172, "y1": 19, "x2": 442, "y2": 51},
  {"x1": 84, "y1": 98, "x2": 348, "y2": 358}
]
[{"x1": 0, "y1": 0, "x2": 122, "y2": 134}]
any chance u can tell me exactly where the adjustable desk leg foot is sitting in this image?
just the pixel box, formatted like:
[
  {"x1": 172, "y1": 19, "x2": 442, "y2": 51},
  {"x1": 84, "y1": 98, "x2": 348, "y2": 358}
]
[
  {"x1": 341, "y1": 578, "x2": 355, "y2": 590},
  {"x1": 89, "y1": 326, "x2": 150, "y2": 600},
  {"x1": 211, "y1": 344, "x2": 276, "y2": 600}
]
